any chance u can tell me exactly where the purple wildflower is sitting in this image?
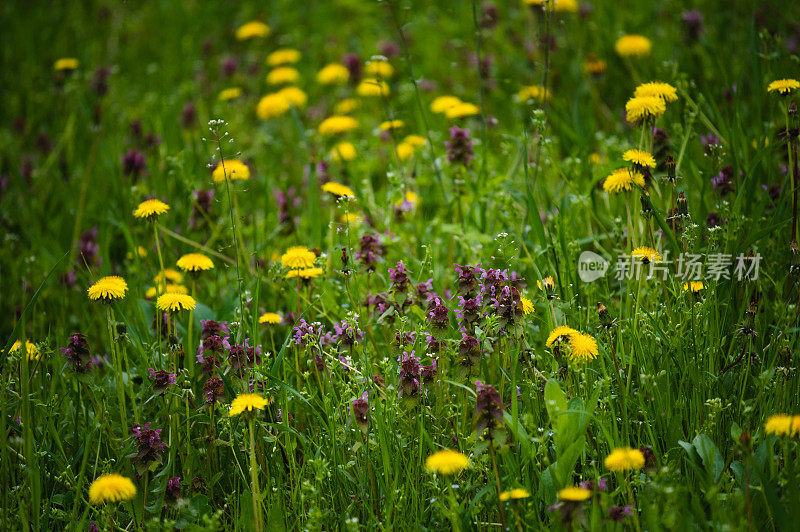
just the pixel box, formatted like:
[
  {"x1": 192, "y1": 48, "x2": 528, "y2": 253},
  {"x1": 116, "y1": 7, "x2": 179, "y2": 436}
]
[
  {"x1": 130, "y1": 423, "x2": 167, "y2": 475},
  {"x1": 148, "y1": 369, "x2": 177, "y2": 394},
  {"x1": 350, "y1": 391, "x2": 369, "y2": 433},
  {"x1": 398, "y1": 351, "x2": 422, "y2": 406},
  {"x1": 446, "y1": 127, "x2": 473, "y2": 166}
]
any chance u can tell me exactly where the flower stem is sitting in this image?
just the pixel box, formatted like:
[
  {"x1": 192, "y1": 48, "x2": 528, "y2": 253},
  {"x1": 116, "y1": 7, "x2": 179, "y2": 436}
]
[{"x1": 249, "y1": 418, "x2": 263, "y2": 532}]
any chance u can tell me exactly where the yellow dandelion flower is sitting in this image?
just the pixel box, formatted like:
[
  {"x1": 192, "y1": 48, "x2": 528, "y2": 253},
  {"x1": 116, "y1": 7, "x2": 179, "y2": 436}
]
[
  {"x1": 145, "y1": 284, "x2": 187, "y2": 299},
  {"x1": 341, "y1": 212, "x2": 362, "y2": 225},
  {"x1": 11, "y1": 340, "x2": 40, "y2": 360},
  {"x1": 88, "y1": 473, "x2": 137, "y2": 505},
  {"x1": 395, "y1": 190, "x2": 419, "y2": 209},
  {"x1": 365, "y1": 60, "x2": 394, "y2": 79},
  {"x1": 154, "y1": 269, "x2": 183, "y2": 285},
  {"x1": 430, "y1": 95, "x2": 463, "y2": 114},
  {"x1": 277, "y1": 86, "x2": 307, "y2": 108},
  {"x1": 218, "y1": 87, "x2": 243, "y2": 101},
  {"x1": 589, "y1": 153, "x2": 602, "y2": 165},
  {"x1": 558, "y1": 486, "x2": 592, "y2": 501},
  {"x1": 212, "y1": 160, "x2": 250, "y2": 183},
  {"x1": 605, "y1": 447, "x2": 645, "y2": 471},
  {"x1": 396, "y1": 142, "x2": 415, "y2": 160},
  {"x1": 334, "y1": 98, "x2": 359, "y2": 114},
  {"x1": 625, "y1": 96, "x2": 666, "y2": 123},
  {"x1": 357, "y1": 79, "x2": 390, "y2": 97},
  {"x1": 764, "y1": 414, "x2": 800, "y2": 436},
  {"x1": 499, "y1": 488, "x2": 531, "y2": 501},
  {"x1": 603, "y1": 168, "x2": 645, "y2": 193},
  {"x1": 631, "y1": 246, "x2": 661, "y2": 264},
  {"x1": 523, "y1": 0, "x2": 577, "y2": 12},
  {"x1": 285, "y1": 267, "x2": 324, "y2": 280},
  {"x1": 446, "y1": 102, "x2": 480, "y2": 118},
  {"x1": 331, "y1": 142, "x2": 357, "y2": 162},
  {"x1": 133, "y1": 199, "x2": 169, "y2": 220},
  {"x1": 54, "y1": 58, "x2": 79, "y2": 71},
  {"x1": 317, "y1": 63, "x2": 350, "y2": 85},
  {"x1": 517, "y1": 85, "x2": 551, "y2": 103},
  {"x1": 267, "y1": 48, "x2": 301, "y2": 67},
  {"x1": 622, "y1": 149, "x2": 656, "y2": 168},
  {"x1": 156, "y1": 293, "x2": 196, "y2": 312},
  {"x1": 634, "y1": 81, "x2": 678, "y2": 103},
  {"x1": 88, "y1": 276, "x2": 128, "y2": 301},
  {"x1": 380, "y1": 119, "x2": 404, "y2": 131},
  {"x1": 537, "y1": 276, "x2": 554, "y2": 291},
  {"x1": 266, "y1": 67, "x2": 300, "y2": 86},
  {"x1": 521, "y1": 297, "x2": 535, "y2": 315},
  {"x1": 615, "y1": 35, "x2": 652, "y2": 57},
  {"x1": 229, "y1": 393, "x2": 269, "y2": 416},
  {"x1": 425, "y1": 449, "x2": 469, "y2": 475},
  {"x1": 281, "y1": 246, "x2": 316, "y2": 270},
  {"x1": 257, "y1": 92, "x2": 291, "y2": 120},
  {"x1": 546, "y1": 325, "x2": 578, "y2": 348},
  {"x1": 318, "y1": 116, "x2": 359, "y2": 135},
  {"x1": 767, "y1": 79, "x2": 800, "y2": 95},
  {"x1": 583, "y1": 56, "x2": 607, "y2": 75},
  {"x1": 403, "y1": 134, "x2": 426, "y2": 147},
  {"x1": 569, "y1": 332, "x2": 598, "y2": 363},
  {"x1": 235, "y1": 21, "x2": 270, "y2": 41},
  {"x1": 322, "y1": 181, "x2": 355, "y2": 198},
  {"x1": 259, "y1": 312, "x2": 282, "y2": 325},
  {"x1": 176, "y1": 253, "x2": 214, "y2": 272},
  {"x1": 683, "y1": 281, "x2": 705, "y2": 293}
]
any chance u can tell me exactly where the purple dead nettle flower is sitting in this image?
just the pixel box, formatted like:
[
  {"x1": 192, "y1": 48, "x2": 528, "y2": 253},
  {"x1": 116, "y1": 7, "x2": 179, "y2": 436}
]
[
  {"x1": 201, "y1": 320, "x2": 229, "y2": 340},
  {"x1": 350, "y1": 391, "x2": 370, "y2": 433},
  {"x1": 394, "y1": 331, "x2": 416, "y2": 348},
  {"x1": 475, "y1": 380, "x2": 503, "y2": 439},
  {"x1": 148, "y1": 369, "x2": 177, "y2": 394},
  {"x1": 227, "y1": 339, "x2": 262, "y2": 376},
  {"x1": 389, "y1": 261, "x2": 411, "y2": 294},
  {"x1": 78, "y1": 227, "x2": 100, "y2": 269},
  {"x1": 414, "y1": 279, "x2": 434, "y2": 306},
  {"x1": 274, "y1": 186, "x2": 301, "y2": 234},
  {"x1": 427, "y1": 296, "x2": 450, "y2": 330},
  {"x1": 293, "y1": 319, "x2": 327, "y2": 347},
  {"x1": 364, "y1": 292, "x2": 394, "y2": 320},
  {"x1": 455, "y1": 264, "x2": 480, "y2": 296},
  {"x1": 480, "y1": 267, "x2": 508, "y2": 299},
  {"x1": 61, "y1": 333, "x2": 92, "y2": 373},
  {"x1": 398, "y1": 351, "x2": 422, "y2": 406},
  {"x1": 342, "y1": 53, "x2": 361, "y2": 83},
  {"x1": 457, "y1": 294, "x2": 483, "y2": 325},
  {"x1": 122, "y1": 149, "x2": 146, "y2": 179},
  {"x1": 129, "y1": 422, "x2": 167, "y2": 475},
  {"x1": 356, "y1": 234, "x2": 385, "y2": 272},
  {"x1": 711, "y1": 165, "x2": 736, "y2": 196},
  {"x1": 493, "y1": 285, "x2": 523, "y2": 328},
  {"x1": 165, "y1": 477, "x2": 181, "y2": 505},
  {"x1": 181, "y1": 102, "x2": 197, "y2": 129},
  {"x1": 203, "y1": 377, "x2": 225, "y2": 404},
  {"x1": 606, "y1": 505, "x2": 633, "y2": 522},
  {"x1": 190, "y1": 189, "x2": 214, "y2": 229},
  {"x1": 700, "y1": 132, "x2": 720, "y2": 155},
  {"x1": 639, "y1": 445, "x2": 658, "y2": 472},
  {"x1": 333, "y1": 320, "x2": 364, "y2": 348},
  {"x1": 681, "y1": 9, "x2": 705, "y2": 41},
  {"x1": 459, "y1": 333, "x2": 481, "y2": 372},
  {"x1": 446, "y1": 126, "x2": 473, "y2": 166},
  {"x1": 580, "y1": 478, "x2": 608, "y2": 493},
  {"x1": 88, "y1": 521, "x2": 100, "y2": 532},
  {"x1": 220, "y1": 55, "x2": 240, "y2": 77},
  {"x1": 197, "y1": 334, "x2": 224, "y2": 376},
  {"x1": 425, "y1": 334, "x2": 442, "y2": 354},
  {"x1": 152, "y1": 311, "x2": 170, "y2": 339},
  {"x1": 421, "y1": 358, "x2": 438, "y2": 384}
]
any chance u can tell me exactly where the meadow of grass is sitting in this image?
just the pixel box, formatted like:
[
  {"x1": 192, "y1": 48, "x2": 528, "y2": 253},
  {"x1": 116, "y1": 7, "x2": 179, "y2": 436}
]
[{"x1": 2, "y1": 0, "x2": 800, "y2": 530}]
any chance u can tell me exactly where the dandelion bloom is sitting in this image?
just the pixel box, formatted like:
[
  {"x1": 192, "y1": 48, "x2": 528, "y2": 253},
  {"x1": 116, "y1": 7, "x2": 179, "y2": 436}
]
[
  {"x1": 318, "y1": 116, "x2": 359, "y2": 135},
  {"x1": 583, "y1": 57, "x2": 607, "y2": 75},
  {"x1": 396, "y1": 143, "x2": 415, "y2": 160},
  {"x1": 145, "y1": 284, "x2": 187, "y2": 299},
  {"x1": 218, "y1": 87, "x2": 242, "y2": 101},
  {"x1": 285, "y1": 267, "x2": 324, "y2": 279},
  {"x1": 379, "y1": 119, "x2": 404, "y2": 131},
  {"x1": 403, "y1": 134, "x2": 426, "y2": 147},
  {"x1": 569, "y1": 332, "x2": 598, "y2": 363},
  {"x1": 88, "y1": 276, "x2": 128, "y2": 301},
  {"x1": 266, "y1": 67, "x2": 300, "y2": 86},
  {"x1": 331, "y1": 142, "x2": 357, "y2": 162},
  {"x1": 257, "y1": 93, "x2": 290, "y2": 119},
  {"x1": 212, "y1": 160, "x2": 250, "y2": 183},
  {"x1": 523, "y1": 0, "x2": 578, "y2": 12},
  {"x1": 267, "y1": 48, "x2": 301, "y2": 67},
  {"x1": 517, "y1": 85, "x2": 552, "y2": 103},
  {"x1": 425, "y1": 449, "x2": 469, "y2": 475},
  {"x1": 558, "y1": 486, "x2": 592, "y2": 501},
  {"x1": 430, "y1": 95, "x2": 462, "y2": 114},
  {"x1": 281, "y1": 246, "x2": 316, "y2": 270},
  {"x1": 615, "y1": 35, "x2": 652, "y2": 57},
  {"x1": 356, "y1": 79, "x2": 390, "y2": 97},
  {"x1": 54, "y1": 58, "x2": 79, "y2": 71},
  {"x1": 11, "y1": 340, "x2": 40, "y2": 360},
  {"x1": 341, "y1": 212, "x2": 362, "y2": 225},
  {"x1": 520, "y1": 297, "x2": 535, "y2": 315},
  {"x1": 537, "y1": 276, "x2": 554, "y2": 291},
  {"x1": 278, "y1": 86, "x2": 307, "y2": 108},
  {"x1": 683, "y1": 281, "x2": 705, "y2": 292},
  {"x1": 229, "y1": 393, "x2": 269, "y2": 417},
  {"x1": 334, "y1": 98, "x2": 359, "y2": 114},
  {"x1": 631, "y1": 246, "x2": 661, "y2": 264},
  {"x1": 176, "y1": 253, "x2": 214, "y2": 272},
  {"x1": 235, "y1": 21, "x2": 270, "y2": 41},
  {"x1": 317, "y1": 63, "x2": 350, "y2": 85},
  {"x1": 764, "y1": 414, "x2": 800, "y2": 436},
  {"x1": 155, "y1": 293, "x2": 197, "y2": 312},
  {"x1": 603, "y1": 168, "x2": 645, "y2": 193},
  {"x1": 767, "y1": 79, "x2": 800, "y2": 95},
  {"x1": 259, "y1": 312, "x2": 282, "y2": 325},
  {"x1": 625, "y1": 96, "x2": 666, "y2": 123},
  {"x1": 499, "y1": 488, "x2": 531, "y2": 501},
  {"x1": 446, "y1": 102, "x2": 480, "y2": 118},
  {"x1": 321, "y1": 182, "x2": 355, "y2": 198},
  {"x1": 634, "y1": 81, "x2": 678, "y2": 103},
  {"x1": 605, "y1": 447, "x2": 645, "y2": 472},
  {"x1": 88, "y1": 473, "x2": 137, "y2": 504},
  {"x1": 365, "y1": 60, "x2": 394, "y2": 79},
  {"x1": 134, "y1": 199, "x2": 169, "y2": 220},
  {"x1": 154, "y1": 269, "x2": 184, "y2": 285},
  {"x1": 622, "y1": 149, "x2": 656, "y2": 168},
  {"x1": 546, "y1": 325, "x2": 578, "y2": 347}
]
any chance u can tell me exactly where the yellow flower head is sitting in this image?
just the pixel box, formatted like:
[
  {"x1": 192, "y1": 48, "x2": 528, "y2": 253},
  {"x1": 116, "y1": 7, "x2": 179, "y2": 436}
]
[
  {"x1": 341, "y1": 212, "x2": 363, "y2": 225},
  {"x1": 267, "y1": 67, "x2": 300, "y2": 86},
  {"x1": 605, "y1": 447, "x2": 645, "y2": 471},
  {"x1": 623, "y1": 149, "x2": 656, "y2": 168},
  {"x1": 430, "y1": 95, "x2": 462, "y2": 114},
  {"x1": 569, "y1": 332, "x2": 598, "y2": 363},
  {"x1": 229, "y1": 393, "x2": 269, "y2": 417},
  {"x1": 281, "y1": 246, "x2": 316, "y2": 270},
  {"x1": 603, "y1": 168, "x2": 645, "y2": 193},
  {"x1": 683, "y1": 281, "x2": 706, "y2": 293},
  {"x1": 631, "y1": 246, "x2": 661, "y2": 264},
  {"x1": 521, "y1": 297, "x2": 535, "y2": 315},
  {"x1": 156, "y1": 293, "x2": 196, "y2": 312},
  {"x1": 331, "y1": 142, "x2": 357, "y2": 162},
  {"x1": 583, "y1": 56, "x2": 607, "y2": 75},
  {"x1": 154, "y1": 269, "x2": 184, "y2": 285},
  {"x1": 267, "y1": 48, "x2": 301, "y2": 67},
  {"x1": 425, "y1": 449, "x2": 469, "y2": 475},
  {"x1": 317, "y1": 63, "x2": 350, "y2": 85},
  {"x1": 88, "y1": 473, "x2": 137, "y2": 505},
  {"x1": 767, "y1": 79, "x2": 800, "y2": 95},
  {"x1": 634, "y1": 81, "x2": 678, "y2": 103},
  {"x1": 218, "y1": 87, "x2": 243, "y2": 101},
  {"x1": 499, "y1": 488, "x2": 531, "y2": 501},
  {"x1": 558, "y1": 486, "x2": 592, "y2": 501},
  {"x1": 764, "y1": 414, "x2": 800, "y2": 436},
  {"x1": 446, "y1": 102, "x2": 480, "y2": 119},
  {"x1": 357, "y1": 79, "x2": 390, "y2": 97},
  {"x1": 546, "y1": 325, "x2": 578, "y2": 348},
  {"x1": 212, "y1": 160, "x2": 250, "y2": 183},
  {"x1": 403, "y1": 134, "x2": 426, "y2": 147},
  {"x1": 380, "y1": 119, "x2": 404, "y2": 131},
  {"x1": 537, "y1": 276, "x2": 555, "y2": 291},
  {"x1": 257, "y1": 93, "x2": 291, "y2": 120},
  {"x1": 88, "y1": 276, "x2": 128, "y2": 301},
  {"x1": 396, "y1": 142, "x2": 415, "y2": 161},
  {"x1": 365, "y1": 60, "x2": 394, "y2": 79},
  {"x1": 625, "y1": 96, "x2": 666, "y2": 123},
  {"x1": 259, "y1": 312, "x2": 282, "y2": 325},
  {"x1": 134, "y1": 199, "x2": 169, "y2": 220},
  {"x1": 395, "y1": 190, "x2": 419, "y2": 209},
  {"x1": 615, "y1": 35, "x2": 652, "y2": 57},
  {"x1": 322, "y1": 181, "x2": 355, "y2": 198},
  {"x1": 278, "y1": 86, "x2": 307, "y2": 108},
  {"x1": 11, "y1": 340, "x2": 40, "y2": 360},
  {"x1": 517, "y1": 85, "x2": 552, "y2": 103},
  {"x1": 145, "y1": 284, "x2": 187, "y2": 299},
  {"x1": 318, "y1": 116, "x2": 359, "y2": 135},
  {"x1": 523, "y1": 0, "x2": 577, "y2": 12},
  {"x1": 236, "y1": 21, "x2": 270, "y2": 41},
  {"x1": 54, "y1": 58, "x2": 79, "y2": 71},
  {"x1": 176, "y1": 253, "x2": 214, "y2": 272},
  {"x1": 334, "y1": 98, "x2": 359, "y2": 114},
  {"x1": 285, "y1": 267, "x2": 324, "y2": 280}
]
